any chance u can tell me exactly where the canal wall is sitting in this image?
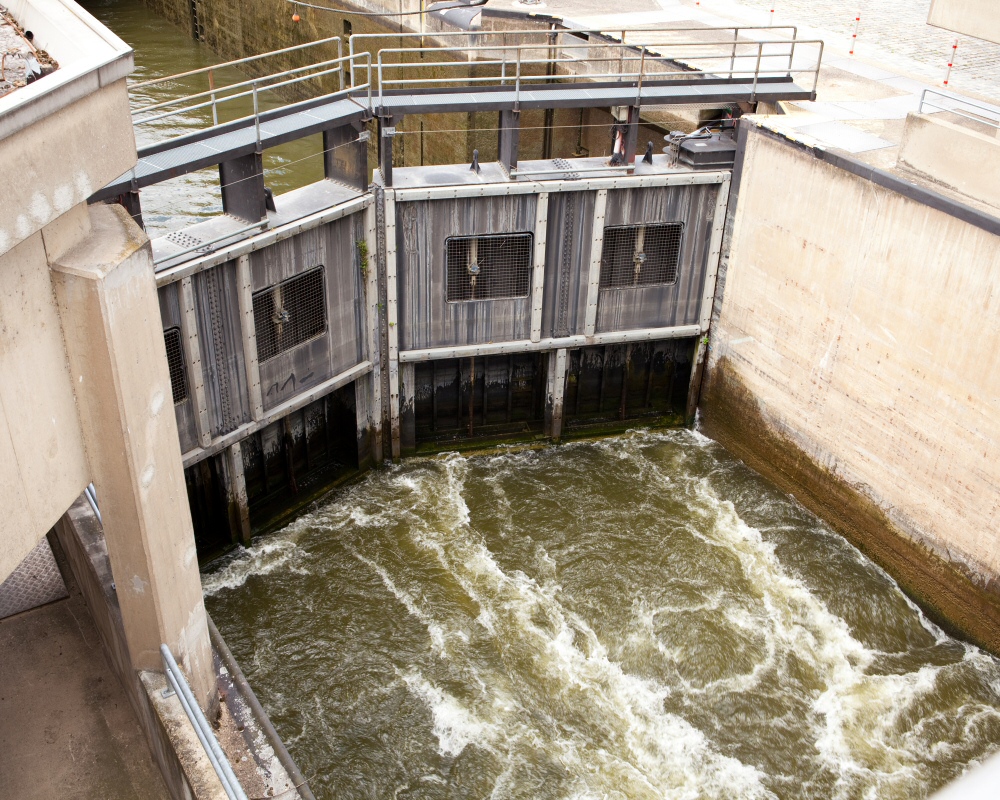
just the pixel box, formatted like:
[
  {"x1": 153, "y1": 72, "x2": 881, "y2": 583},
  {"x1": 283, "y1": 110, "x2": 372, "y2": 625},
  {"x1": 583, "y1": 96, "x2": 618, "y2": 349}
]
[{"x1": 701, "y1": 119, "x2": 1000, "y2": 652}]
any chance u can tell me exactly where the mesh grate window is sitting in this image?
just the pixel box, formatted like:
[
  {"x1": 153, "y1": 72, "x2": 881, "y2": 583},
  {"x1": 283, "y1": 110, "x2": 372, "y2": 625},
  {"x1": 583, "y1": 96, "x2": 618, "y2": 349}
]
[
  {"x1": 599, "y1": 223, "x2": 684, "y2": 288},
  {"x1": 164, "y1": 327, "x2": 187, "y2": 404},
  {"x1": 252, "y1": 267, "x2": 327, "y2": 362},
  {"x1": 446, "y1": 233, "x2": 533, "y2": 302}
]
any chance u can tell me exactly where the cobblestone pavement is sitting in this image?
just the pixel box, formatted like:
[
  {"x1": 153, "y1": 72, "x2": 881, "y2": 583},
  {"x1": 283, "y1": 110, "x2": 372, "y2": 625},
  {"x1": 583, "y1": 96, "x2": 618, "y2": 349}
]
[{"x1": 718, "y1": 0, "x2": 1000, "y2": 101}]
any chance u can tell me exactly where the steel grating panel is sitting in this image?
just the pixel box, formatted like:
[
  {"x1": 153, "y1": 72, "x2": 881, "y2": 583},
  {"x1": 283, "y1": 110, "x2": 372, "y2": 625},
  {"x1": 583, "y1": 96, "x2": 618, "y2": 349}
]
[
  {"x1": 446, "y1": 233, "x2": 533, "y2": 302},
  {"x1": 164, "y1": 326, "x2": 188, "y2": 403},
  {"x1": 252, "y1": 267, "x2": 327, "y2": 362},
  {"x1": 0, "y1": 537, "x2": 68, "y2": 620},
  {"x1": 600, "y1": 223, "x2": 684, "y2": 288}
]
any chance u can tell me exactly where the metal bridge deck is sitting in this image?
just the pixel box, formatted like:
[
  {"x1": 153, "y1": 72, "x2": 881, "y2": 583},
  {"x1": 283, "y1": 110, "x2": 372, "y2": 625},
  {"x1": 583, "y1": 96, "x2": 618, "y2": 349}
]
[{"x1": 94, "y1": 79, "x2": 811, "y2": 200}]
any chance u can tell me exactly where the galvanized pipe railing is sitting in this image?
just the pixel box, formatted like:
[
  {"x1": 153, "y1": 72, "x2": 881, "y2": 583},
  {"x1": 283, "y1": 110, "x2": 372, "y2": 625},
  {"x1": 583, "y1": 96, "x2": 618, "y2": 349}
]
[
  {"x1": 371, "y1": 37, "x2": 823, "y2": 109},
  {"x1": 349, "y1": 24, "x2": 805, "y2": 85},
  {"x1": 919, "y1": 88, "x2": 1000, "y2": 132},
  {"x1": 131, "y1": 33, "x2": 343, "y2": 91},
  {"x1": 160, "y1": 644, "x2": 249, "y2": 800},
  {"x1": 133, "y1": 51, "x2": 372, "y2": 132}
]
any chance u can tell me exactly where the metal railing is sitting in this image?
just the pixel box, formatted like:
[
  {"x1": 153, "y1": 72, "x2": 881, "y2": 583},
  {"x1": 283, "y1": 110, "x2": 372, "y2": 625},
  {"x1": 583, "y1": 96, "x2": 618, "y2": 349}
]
[
  {"x1": 130, "y1": 38, "x2": 373, "y2": 143},
  {"x1": 919, "y1": 88, "x2": 1000, "y2": 133},
  {"x1": 126, "y1": 25, "x2": 820, "y2": 148},
  {"x1": 84, "y1": 482, "x2": 102, "y2": 524},
  {"x1": 348, "y1": 26, "x2": 823, "y2": 108},
  {"x1": 161, "y1": 644, "x2": 249, "y2": 800}
]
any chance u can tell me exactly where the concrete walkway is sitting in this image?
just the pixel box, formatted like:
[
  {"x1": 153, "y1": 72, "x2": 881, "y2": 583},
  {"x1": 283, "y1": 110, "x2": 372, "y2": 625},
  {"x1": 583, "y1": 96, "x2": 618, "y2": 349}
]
[{"x1": 0, "y1": 537, "x2": 169, "y2": 800}]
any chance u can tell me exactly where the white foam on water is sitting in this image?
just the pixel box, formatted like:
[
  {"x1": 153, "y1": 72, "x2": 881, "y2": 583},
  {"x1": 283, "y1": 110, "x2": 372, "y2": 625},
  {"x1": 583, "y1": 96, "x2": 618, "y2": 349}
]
[
  {"x1": 202, "y1": 538, "x2": 304, "y2": 595},
  {"x1": 396, "y1": 454, "x2": 776, "y2": 800},
  {"x1": 403, "y1": 670, "x2": 499, "y2": 757},
  {"x1": 349, "y1": 548, "x2": 448, "y2": 655}
]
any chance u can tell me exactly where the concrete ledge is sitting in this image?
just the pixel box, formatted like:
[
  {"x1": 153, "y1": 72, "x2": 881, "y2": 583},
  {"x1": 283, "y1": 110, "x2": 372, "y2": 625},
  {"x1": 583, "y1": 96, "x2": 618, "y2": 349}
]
[
  {"x1": 898, "y1": 112, "x2": 1000, "y2": 212},
  {"x1": 141, "y1": 672, "x2": 228, "y2": 800},
  {"x1": 928, "y1": 0, "x2": 1000, "y2": 46},
  {"x1": 0, "y1": 0, "x2": 132, "y2": 140}
]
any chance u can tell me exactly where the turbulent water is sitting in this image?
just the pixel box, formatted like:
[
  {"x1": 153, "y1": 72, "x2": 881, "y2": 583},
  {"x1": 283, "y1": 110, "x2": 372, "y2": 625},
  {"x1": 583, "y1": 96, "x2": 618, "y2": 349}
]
[{"x1": 205, "y1": 429, "x2": 1000, "y2": 800}]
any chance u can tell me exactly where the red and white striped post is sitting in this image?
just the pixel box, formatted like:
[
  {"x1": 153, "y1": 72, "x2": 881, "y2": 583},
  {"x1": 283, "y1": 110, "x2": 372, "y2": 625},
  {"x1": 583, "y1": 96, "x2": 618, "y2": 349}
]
[
  {"x1": 769, "y1": 7, "x2": 775, "y2": 27},
  {"x1": 850, "y1": 13, "x2": 860, "y2": 55},
  {"x1": 943, "y1": 39, "x2": 958, "y2": 86}
]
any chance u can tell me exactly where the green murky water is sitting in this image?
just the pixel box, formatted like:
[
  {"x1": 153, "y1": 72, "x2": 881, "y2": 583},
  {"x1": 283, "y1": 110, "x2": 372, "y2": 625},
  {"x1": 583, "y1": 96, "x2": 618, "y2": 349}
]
[{"x1": 205, "y1": 429, "x2": 1000, "y2": 799}]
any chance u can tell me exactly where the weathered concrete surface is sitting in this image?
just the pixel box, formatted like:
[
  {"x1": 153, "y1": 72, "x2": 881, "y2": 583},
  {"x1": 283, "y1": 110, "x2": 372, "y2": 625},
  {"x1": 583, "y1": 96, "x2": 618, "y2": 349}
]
[
  {"x1": 51, "y1": 204, "x2": 216, "y2": 711},
  {"x1": 0, "y1": 538, "x2": 169, "y2": 800},
  {"x1": 0, "y1": 229, "x2": 90, "y2": 583},
  {"x1": 142, "y1": 672, "x2": 229, "y2": 800},
  {"x1": 928, "y1": 0, "x2": 1000, "y2": 46},
  {"x1": 701, "y1": 121, "x2": 1000, "y2": 652},
  {"x1": 898, "y1": 112, "x2": 1000, "y2": 211},
  {"x1": 0, "y1": 78, "x2": 135, "y2": 256}
]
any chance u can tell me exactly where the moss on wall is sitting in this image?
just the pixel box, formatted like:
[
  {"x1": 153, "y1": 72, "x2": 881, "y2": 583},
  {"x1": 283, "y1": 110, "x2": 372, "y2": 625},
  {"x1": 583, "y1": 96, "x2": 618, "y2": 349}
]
[{"x1": 701, "y1": 355, "x2": 1000, "y2": 656}]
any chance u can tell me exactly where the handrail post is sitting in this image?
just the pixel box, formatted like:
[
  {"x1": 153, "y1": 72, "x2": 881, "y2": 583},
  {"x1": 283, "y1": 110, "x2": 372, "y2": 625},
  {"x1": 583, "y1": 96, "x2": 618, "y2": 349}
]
[
  {"x1": 377, "y1": 51, "x2": 384, "y2": 111},
  {"x1": 788, "y1": 31, "x2": 796, "y2": 76},
  {"x1": 366, "y1": 55, "x2": 373, "y2": 111},
  {"x1": 751, "y1": 41, "x2": 762, "y2": 101},
  {"x1": 349, "y1": 35, "x2": 355, "y2": 88},
  {"x1": 636, "y1": 45, "x2": 645, "y2": 105},
  {"x1": 501, "y1": 32, "x2": 507, "y2": 85},
  {"x1": 514, "y1": 46, "x2": 521, "y2": 111},
  {"x1": 619, "y1": 29, "x2": 625, "y2": 77},
  {"x1": 252, "y1": 80, "x2": 261, "y2": 149},
  {"x1": 208, "y1": 68, "x2": 218, "y2": 126},
  {"x1": 338, "y1": 38, "x2": 344, "y2": 91},
  {"x1": 730, "y1": 28, "x2": 738, "y2": 78},
  {"x1": 813, "y1": 39, "x2": 823, "y2": 98}
]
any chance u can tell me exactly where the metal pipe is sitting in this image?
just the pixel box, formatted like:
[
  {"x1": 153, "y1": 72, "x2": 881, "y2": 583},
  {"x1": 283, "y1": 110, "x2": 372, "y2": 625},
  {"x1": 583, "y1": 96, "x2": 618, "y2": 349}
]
[
  {"x1": 160, "y1": 644, "x2": 249, "y2": 800},
  {"x1": 209, "y1": 68, "x2": 218, "y2": 126},
  {"x1": 751, "y1": 41, "x2": 763, "y2": 101},
  {"x1": 84, "y1": 483, "x2": 102, "y2": 525},
  {"x1": 337, "y1": 38, "x2": 344, "y2": 91},
  {"x1": 398, "y1": 325, "x2": 702, "y2": 363},
  {"x1": 515, "y1": 47, "x2": 521, "y2": 111},
  {"x1": 207, "y1": 616, "x2": 316, "y2": 800},
  {"x1": 131, "y1": 34, "x2": 343, "y2": 89},
  {"x1": 636, "y1": 45, "x2": 646, "y2": 105},
  {"x1": 252, "y1": 81, "x2": 261, "y2": 148},
  {"x1": 133, "y1": 57, "x2": 354, "y2": 123},
  {"x1": 730, "y1": 28, "x2": 738, "y2": 77},
  {"x1": 919, "y1": 88, "x2": 1000, "y2": 128}
]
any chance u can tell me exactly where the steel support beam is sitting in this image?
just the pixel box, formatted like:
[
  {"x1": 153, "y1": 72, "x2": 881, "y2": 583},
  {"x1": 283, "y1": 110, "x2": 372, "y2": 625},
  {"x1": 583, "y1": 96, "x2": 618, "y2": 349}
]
[
  {"x1": 219, "y1": 152, "x2": 267, "y2": 223},
  {"x1": 498, "y1": 109, "x2": 520, "y2": 174},
  {"x1": 324, "y1": 121, "x2": 369, "y2": 193},
  {"x1": 379, "y1": 116, "x2": 398, "y2": 187}
]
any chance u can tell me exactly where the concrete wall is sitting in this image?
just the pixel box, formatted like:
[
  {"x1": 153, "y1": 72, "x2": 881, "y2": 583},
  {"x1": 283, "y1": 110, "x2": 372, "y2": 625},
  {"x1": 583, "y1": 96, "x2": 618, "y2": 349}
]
[
  {"x1": 898, "y1": 112, "x2": 1000, "y2": 211},
  {"x1": 0, "y1": 0, "x2": 132, "y2": 579},
  {"x1": 701, "y1": 120, "x2": 1000, "y2": 651},
  {"x1": 928, "y1": 0, "x2": 1000, "y2": 46},
  {"x1": 54, "y1": 500, "x2": 227, "y2": 800},
  {"x1": 0, "y1": 225, "x2": 90, "y2": 580}
]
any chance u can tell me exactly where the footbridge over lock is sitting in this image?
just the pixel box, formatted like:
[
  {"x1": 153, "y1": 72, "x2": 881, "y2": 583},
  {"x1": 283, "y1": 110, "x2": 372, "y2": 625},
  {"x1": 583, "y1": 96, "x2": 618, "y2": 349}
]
[{"x1": 90, "y1": 25, "x2": 823, "y2": 555}]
